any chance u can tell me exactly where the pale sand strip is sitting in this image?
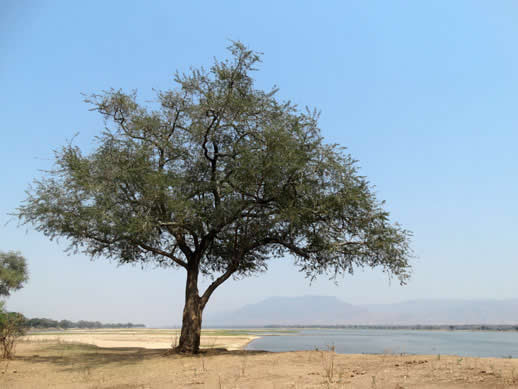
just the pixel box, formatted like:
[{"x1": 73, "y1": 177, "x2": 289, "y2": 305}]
[{"x1": 23, "y1": 332, "x2": 260, "y2": 351}]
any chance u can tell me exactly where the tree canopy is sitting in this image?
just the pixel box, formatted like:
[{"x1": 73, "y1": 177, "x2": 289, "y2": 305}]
[
  {"x1": 0, "y1": 251, "x2": 29, "y2": 298},
  {"x1": 17, "y1": 42, "x2": 412, "y2": 353}
]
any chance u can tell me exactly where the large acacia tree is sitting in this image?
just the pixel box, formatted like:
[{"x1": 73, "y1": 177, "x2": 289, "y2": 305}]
[{"x1": 18, "y1": 43, "x2": 412, "y2": 353}]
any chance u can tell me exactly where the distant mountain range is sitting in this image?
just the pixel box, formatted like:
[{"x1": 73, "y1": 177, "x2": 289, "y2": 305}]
[{"x1": 204, "y1": 296, "x2": 518, "y2": 326}]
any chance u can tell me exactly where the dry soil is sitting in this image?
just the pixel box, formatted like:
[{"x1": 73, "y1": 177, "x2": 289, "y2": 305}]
[{"x1": 2, "y1": 330, "x2": 517, "y2": 388}]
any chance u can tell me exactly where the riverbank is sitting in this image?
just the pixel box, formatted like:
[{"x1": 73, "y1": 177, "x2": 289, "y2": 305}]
[
  {"x1": 2, "y1": 340, "x2": 518, "y2": 388},
  {"x1": 23, "y1": 328, "x2": 260, "y2": 351}
]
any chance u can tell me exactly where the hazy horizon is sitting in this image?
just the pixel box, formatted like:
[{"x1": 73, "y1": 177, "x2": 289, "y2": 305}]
[
  {"x1": 2, "y1": 1, "x2": 517, "y2": 326},
  {"x1": 204, "y1": 295, "x2": 518, "y2": 328}
]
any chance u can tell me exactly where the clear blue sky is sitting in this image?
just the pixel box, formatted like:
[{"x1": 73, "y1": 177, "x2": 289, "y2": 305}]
[{"x1": 1, "y1": 1, "x2": 517, "y2": 326}]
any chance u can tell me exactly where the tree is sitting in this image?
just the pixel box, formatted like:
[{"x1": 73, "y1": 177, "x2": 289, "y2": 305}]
[
  {"x1": 59, "y1": 319, "x2": 74, "y2": 329},
  {"x1": 0, "y1": 251, "x2": 29, "y2": 298},
  {"x1": 0, "y1": 311, "x2": 26, "y2": 359},
  {"x1": 0, "y1": 251, "x2": 29, "y2": 359},
  {"x1": 17, "y1": 42, "x2": 412, "y2": 354}
]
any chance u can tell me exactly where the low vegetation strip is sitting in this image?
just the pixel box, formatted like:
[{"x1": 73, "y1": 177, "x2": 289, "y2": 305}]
[{"x1": 24, "y1": 317, "x2": 146, "y2": 329}]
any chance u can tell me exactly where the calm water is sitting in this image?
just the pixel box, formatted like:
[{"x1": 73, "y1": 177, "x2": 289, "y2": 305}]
[{"x1": 247, "y1": 329, "x2": 518, "y2": 358}]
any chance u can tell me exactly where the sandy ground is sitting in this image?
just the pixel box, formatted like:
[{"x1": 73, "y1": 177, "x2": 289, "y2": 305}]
[
  {"x1": 2, "y1": 339, "x2": 518, "y2": 388},
  {"x1": 23, "y1": 330, "x2": 258, "y2": 351}
]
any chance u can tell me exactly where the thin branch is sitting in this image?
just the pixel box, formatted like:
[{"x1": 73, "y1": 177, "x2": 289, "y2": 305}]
[
  {"x1": 201, "y1": 113, "x2": 218, "y2": 163},
  {"x1": 168, "y1": 109, "x2": 182, "y2": 140},
  {"x1": 137, "y1": 242, "x2": 188, "y2": 268},
  {"x1": 174, "y1": 233, "x2": 194, "y2": 261},
  {"x1": 200, "y1": 264, "x2": 237, "y2": 309}
]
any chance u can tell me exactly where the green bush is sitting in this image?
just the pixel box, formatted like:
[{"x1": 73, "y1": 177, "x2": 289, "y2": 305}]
[{"x1": 0, "y1": 310, "x2": 26, "y2": 359}]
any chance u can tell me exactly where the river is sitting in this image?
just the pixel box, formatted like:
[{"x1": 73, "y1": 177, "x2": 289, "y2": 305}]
[{"x1": 246, "y1": 328, "x2": 518, "y2": 358}]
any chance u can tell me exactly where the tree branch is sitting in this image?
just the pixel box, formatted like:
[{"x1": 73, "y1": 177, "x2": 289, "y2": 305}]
[
  {"x1": 200, "y1": 264, "x2": 237, "y2": 309},
  {"x1": 174, "y1": 233, "x2": 194, "y2": 261},
  {"x1": 137, "y1": 242, "x2": 188, "y2": 268},
  {"x1": 201, "y1": 113, "x2": 218, "y2": 163}
]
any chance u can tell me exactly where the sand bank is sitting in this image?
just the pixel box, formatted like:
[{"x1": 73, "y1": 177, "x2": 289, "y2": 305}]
[{"x1": 23, "y1": 329, "x2": 259, "y2": 351}]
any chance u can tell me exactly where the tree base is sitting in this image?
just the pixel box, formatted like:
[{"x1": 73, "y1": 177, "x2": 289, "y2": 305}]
[
  {"x1": 163, "y1": 346, "x2": 230, "y2": 357},
  {"x1": 163, "y1": 345, "x2": 199, "y2": 356}
]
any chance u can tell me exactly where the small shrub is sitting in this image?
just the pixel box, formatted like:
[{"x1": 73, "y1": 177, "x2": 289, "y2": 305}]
[
  {"x1": 321, "y1": 349, "x2": 335, "y2": 383},
  {"x1": 171, "y1": 334, "x2": 179, "y2": 348},
  {"x1": 240, "y1": 353, "x2": 248, "y2": 376},
  {"x1": 0, "y1": 311, "x2": 26, "y2": 359}
]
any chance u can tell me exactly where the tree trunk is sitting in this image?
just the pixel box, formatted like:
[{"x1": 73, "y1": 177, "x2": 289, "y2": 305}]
[{"x1": 176, "y1": 267, "x2": 203, "y2": 354}]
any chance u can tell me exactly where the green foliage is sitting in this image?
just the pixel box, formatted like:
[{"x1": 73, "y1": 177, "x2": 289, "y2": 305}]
[
  {"x1": 24, "y1": 317, "x2": 145, "y2": 329},
  {"x1": 17, "y1": 42, "x2": 412, "y2": 307},
  {"x1": 0, "y1": 310, "x2": 26, "y2": 359},
  {"x1": 0, "y1": 251, "x2": 29, "y2": 297}
]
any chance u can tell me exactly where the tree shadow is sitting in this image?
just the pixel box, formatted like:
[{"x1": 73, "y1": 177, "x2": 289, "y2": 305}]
[
  {"x1": 18, "y1": 342, "x2": 267, "y2": 372},
  {"x1": 19, "y1": 343, "x2": 167, "y2": 372}
]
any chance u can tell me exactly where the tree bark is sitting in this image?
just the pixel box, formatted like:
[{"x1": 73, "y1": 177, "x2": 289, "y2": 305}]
[{"x1": 176, "y1": 266, "x2": 203, "y2": 354}]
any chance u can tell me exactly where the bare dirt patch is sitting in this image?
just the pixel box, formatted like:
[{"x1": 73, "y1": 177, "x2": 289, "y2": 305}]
[{"x1": 2, "y1": 340, "x2": 518, "y2": 388}]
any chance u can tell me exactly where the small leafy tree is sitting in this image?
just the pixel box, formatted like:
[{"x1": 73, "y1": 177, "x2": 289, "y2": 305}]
[
  {"x1": 17, "y1": 42, "x2": 412, "y2": 354},
  {"x1": 0, "y1": 311, "x2": 26, "y2": 359},
  {"x1": 0, "y1": 251, "x2": 29, "y2": 359}
]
